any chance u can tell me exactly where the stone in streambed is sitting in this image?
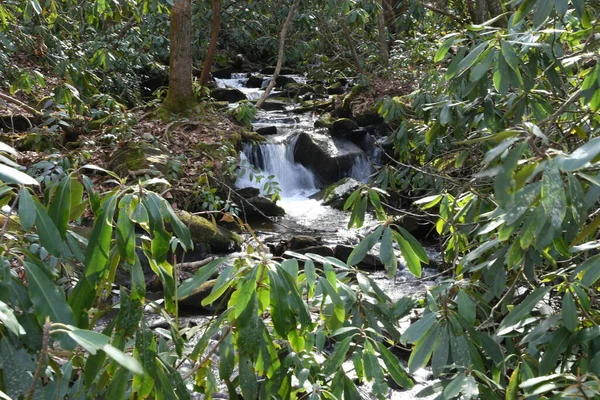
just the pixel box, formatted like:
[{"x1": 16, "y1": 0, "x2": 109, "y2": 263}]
[
  {"x1": 176, "y1": 211, "x2": 242, "y2": 253},
  {"x1": 311, "y1": 177, "x2": 362, "y2": 210},
  {"x1": 246, "y1": 75, "x2": 264, "y2": 88},
  {"x1": 255, "y1": 126, "x2": 277, "y2": 136},
  {"x1": 326, "y1": 81, "x2": 345, "y2": 95},
  {"x1": 292, "y1": 245, "x2": 334, "y2": 258},
  {"x1": 236, "y1": 187, "x2": 285, "y2": 219},
  {"x1": 290, "y1": 235, "x2": 321, "y2": 250},
  {"x1": 211, "y1": 88, "x2": 247, "y2": 103},
  {"x1": 258, "y1": 100, "x2": 288, "y2": 111}
]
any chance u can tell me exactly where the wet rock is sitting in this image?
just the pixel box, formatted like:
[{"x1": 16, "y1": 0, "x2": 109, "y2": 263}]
[
  {"x1": 255, "y1": 126, "x2": 278, "y2": 136},
  {"x1": 326, "y1": 82, "x2": 345, "y2": 95},
  {"x1": 212, "y1": 101, "x2": 229, "y2": 111},
  {"x1": 177, "y1": 211, "x2": 242, "y2": 253},
  {"x1": 311, "y1": 178, "x2": 362, "y2": 210},
  {"x1": 275, "y1": 75, "x2": 296, "y2": 88},
  {"x1": 212, "y1": 66, "x2": 233, "y2": 79},
  {"x1": 261, "y1": 66, "x2": 295, "y2": 75},
  {"x1": 284, "y1": 83, "x2": 313, "y2": 97},
  {"x1": 294, "y1": 245, "x2": 334, "y2": 258},
  {"x1": 211, "y1": 88, "x2": 247, "y2": 103},
  {"x1": 294, "y1": 99, "x2": 333, "y2": 113},
  {"x1": 290, "y1": 235, "x2": 321, "y2": 250},
  {"x1": 331, "y1": 118, "x2": 359, "y2": 136},
  {"x1": 293, "y1": 131, "x2": 366, "y2": 184},
  {"x1": 178, "y1": 279, "x2": 229, "y2": 312},
  {"x1": 314, "y1": 113, "x2": 333, "y2": 129},
  {"x1": 236, "y1": 187, "x2": 285, "y2": 219},
  {"x1": 246, "y1": 75, "x2": 264, "y2": 88},
  {"x1": 334, "y1": 244, "x2": 384, "y2": 270},
  {"x1": 259, "y1": 100, "x2": 288, "y2": 111}
]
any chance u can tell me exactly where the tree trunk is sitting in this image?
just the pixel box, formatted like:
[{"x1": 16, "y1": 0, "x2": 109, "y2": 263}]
[
  {"x1": 382, "y1": 0, "x2": 396, "y2": 35},
  {"x1": 486, "y1": 0, "x2": 507, "y2": 26},
  {"x1": 162, "y1": 0, "x2": 196, "y2": 113},
  {"x1": 256, "y1": 0, "x2": 301, "y2": 109},
  {"x1": 342, "y1": 23, "x2": 364, "y2": 74},
  {"x1": 376, "y1": 0, "x2": 389, "y2": 66},
  {"x1": 199, "y1": 0, "x2": 221, "y2": 87}
]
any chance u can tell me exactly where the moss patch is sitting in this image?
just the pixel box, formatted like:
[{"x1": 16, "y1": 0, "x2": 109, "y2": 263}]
[{"x1": 177, "y1": 211, "x2": 242, "y2": 253}]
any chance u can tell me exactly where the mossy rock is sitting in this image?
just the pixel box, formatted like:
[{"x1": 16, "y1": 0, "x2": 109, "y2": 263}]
[
  {"x1": 177, "y1": 211, "x2": 242, "y2": 253},
  {"x1": 314, "y1": 112, "x2": 334, "y2": 129},
  {"x1": 212, "y1": 101, "x2": 230, "y2": 111},
  {"x1": 310, "y1": 177, "x2": 362, "y2": 210},
  {"x1": 294, "y1": 98, "x2": 333, "y2": 113},
  {"x1": 340, "y1": 85, "x2": 365, "y2": 116},
  {"x1": 109, "y1": 142, "x2": 169, "y2": 177}
]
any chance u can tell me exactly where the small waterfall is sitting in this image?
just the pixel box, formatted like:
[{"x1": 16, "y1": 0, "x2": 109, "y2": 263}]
[
  {"x1": 349, "y1": 155, "x2": 373, "y2": 183},
  {"x1": 236, "y1": 139, "x2": 318, "y2": 197},
  {"x1": 214, "y1": 74, "x2": 262, "y2": 100}
]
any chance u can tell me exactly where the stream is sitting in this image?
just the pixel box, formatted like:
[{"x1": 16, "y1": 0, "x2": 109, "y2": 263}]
[{"x1": 214, "y1": 73, "x2": 442, "y2": 398}]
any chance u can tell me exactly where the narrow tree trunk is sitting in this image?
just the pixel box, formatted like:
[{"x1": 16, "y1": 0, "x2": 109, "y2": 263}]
[
  {"x1": 342, "y1": 23, "x2": 364, "y2": 74},
  {"x1": 199, "y1": 0, "x2": 221, "y2": 87},
  {"x1": 162, "y1": 0, "x2": 196, "y2": 113},
  {"x1": 256, "y1": 0, "x2": 301, "y2": 109},
  {"x1": 376, "y1": 0, "x2": 389, "y2": 66},
  {"x1": 382, "y1": 0, "x2": 396, "y2": 35},
  {"x1": 474, "y1": 0, "x2": 488, "y2": 24},
  {"x1": 486, "y1": 0, "x2": 507, "y2": 26}
]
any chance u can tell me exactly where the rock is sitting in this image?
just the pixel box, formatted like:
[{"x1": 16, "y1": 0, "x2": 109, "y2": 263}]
[
  {"x1": 354, "y1": 108, "x2": 384, "y2": 126},
  {"x1": 211, "y1": 88, "x2": 247, "y2": 103},
  {"x1": 284, "y1": 83, "x2": 313, "y2": 97},
  {"x1": 334, "y1": 245, "x2": 384, "y2": 270},
  {"x1": 290, "y1": 236, "x2": 321, "y2": 250},
  {"x1": 261, "y1": 66, "x2": 295, "y2": 75},
  {"x1": 255, "y1": 126, "x2": 277, "y2": 136},
  {"x1": 236, "y1": 188, "x2": 285, "y2": 219},
  {"x1": 246, "y1": 75, "x2": 264, "y2": 88},
  {"x1": 294, "y1": 245, "x2": 334, "y2": 258},
  {"x1": 331, "y1": 118, "x2": 359, "y2": 135},
  {"x1": 212, "y1": 66, "x2": 233, "y2": 79},
  {"x1": 293, "y1": 131, "x2": 367, "y2": 184},
  {"x1": 311, "y1": 178, "x2": 362, "y2": 210},
  {"x1": 177, "y1": 211, "x2": 242, "y2": 253},
  {"x1": 314, "y1": 113, "x2": 333, "y2": 129},
  {"x1": 178, "y1": 279, "x2": 229, "y2": 312},
  {"x1": 326, "y1": 82, "x2": 345, "y2": 95},
  {"x1": 259, "y1": 100, "x2": 288, "y2": 111},
  {"x1": 110, "y1": 142, "x2": 169, "y2": 177},
  {"x1": 213, "y1": 101, "x2": 230, "y2": 111},
  {"x1": 294, "y1": 98, "x2": 333, "y2": 113},
  {"x1": 274, "y1": 75, "x2": 296, "y2": 88}
]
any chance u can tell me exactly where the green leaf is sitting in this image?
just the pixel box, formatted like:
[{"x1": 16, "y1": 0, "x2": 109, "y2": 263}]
[
  {"x1": 0, "y1": 164, "x2": 39, "y2": 186},
  {"x1": 469, "y1": 48, "x2": 496, "y2": 82},
  {"x1": 379, "y1": 227, "x2": 397, "y2": 275},
  {"x1": 559, "y1": 137, "x2": 600, "y2": 172},
  {"x1": 513, "y1": 0, "x2": 536, "y2": 25},
  {"x1": 30, "y1": 0, "x2": 42, "y2": 14},
  {"x1": 178, "y1": 257, "x2": 224, "y2": 299},
  {"x1": 48, "y1": 175, "x2": 71, "y2": 238},
  {"x1": 34, "y1": 202, "x2": 63, "y2": 257},
  {"x1": 18, "y1": 187, "x2": 36, "y2": 230},
  {"x1": 506, "y1": 364, "x2": 520, "y2": 400},
  {"x1": 103, "y1": 344, "x2": 144, "y2": 374},
  {"x1": 561, "y1": 292, "x2": 578, "y2": 332},
  {"x1": 396, "y1": 227, "x2": 429, "y2": 263},
  {"x1": 533, "y1": 0, "x2": 554, "y2": 26},
  {"x1": 408, "y1": 324, "x2": 440, "y2": 373},
  {"x1": 116, "y1": 201, "x2": 135, "y2": 264},
  {"x1": 394, "y1": 231, "x2": 421, "y2": 277},
  {"x1": 539, "y1": 327, "x2": 570, "y2": 375},
  {"x1": 434, "y1": 35, "x2": 458, "y2": 62},
  {"x1": 347, "y1": 225, "x2": 384, "y2": 266},
  {"x1": 67, "y1": 328, "x2": 109, "y2": 354},
  {"x1": 0, "y1": 300, "x2": 26, "y2": 335},
  {"x1": 554, "y1": 0, "x2": 567, "y2": 17},
  {"x1": 323, "y1": 336, "x2": 353, "y2": 376},
  {"x1": 501, "y1": 40, "x2": 519, "y2": 71},
  {"x1": 493, "y1": 53, "x2": 511, "y2": 95},
  {"x1": 457, "y1": 291, "x2": 476, "y2": 325},
  {"x1": 84, "y1": 195, "x2": 117, "y2": 278},
  {"x1": 499, "y1": 287, "x2": 551, "y2": 331},
  {"x1": 218, "y1": 331, "x2": 234, "y2": 381},
  {"x1": 201, "y1": 265, "x2": 234, "y2": 306},
  {"x1": 377, "y1": 342, "x2": 414, "y2": 388},
  {"x1": 542, "y1": 163, "x2": 566, "y2": 229},
  {"x1": 24, "y1": 261, "x2": 76, "y2": 325},
  {"x1": 457, "y1": 42, "x2": 489, "y2": 75},
  {"x1": 402, "y1": 312, "x2": 437, "y2": 343}
]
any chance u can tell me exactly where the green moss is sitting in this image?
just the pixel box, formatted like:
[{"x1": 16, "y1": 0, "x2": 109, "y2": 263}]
[{"x1": 177, "y1": 211, "x2": 242, "y2": 252}]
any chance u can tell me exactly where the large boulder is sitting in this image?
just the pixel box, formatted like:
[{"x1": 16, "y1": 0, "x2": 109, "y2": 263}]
[
  {"x1": 292, "y1": 131, "x2": 367, "y2": 184},
  {"x1": 311, "y1": 177, "x2": 362, "y2": 210},
  {"x1": 110, "y1": 142, "x2": 169, "y2": 177},
  {"x1": 275, "y1": 75, "x2": 296, "y2": 88},
  {"x1": 211, "y1": 88, "x2": 247, "y2": 103},
  {"x1": 177, "y1": 211, "x2": 242, "y2": 253},
  {"x1": 212, "y1": 67, "x2": 233, "y2": 79}
]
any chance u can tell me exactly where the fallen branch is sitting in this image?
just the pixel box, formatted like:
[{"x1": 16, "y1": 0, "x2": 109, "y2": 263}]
[
  {"x1": 0, "y1": 91, "x2": 42, "y2": 117},
  {"x1": 177, "y1": 256, "x2": 218, "y2": 272}
]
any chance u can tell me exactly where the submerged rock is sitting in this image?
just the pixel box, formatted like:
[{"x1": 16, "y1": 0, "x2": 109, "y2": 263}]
[
  {"x1": 293, "y1": 131, "x2": 366, "y2": 184},
  {"x1": 311, "y1": 177, "x2": 362, "y2": 210},
  {"x1": 177, "y1": 211, "x2": 242, "y2": 253},
  {"x1": 211, "y1": 88, "x2": 247, "y2": 103}
]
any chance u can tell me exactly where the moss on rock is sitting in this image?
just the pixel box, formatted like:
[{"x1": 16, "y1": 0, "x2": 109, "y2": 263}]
[{"x1": 177, "y1": 211, "x2": 242, "y2": 253}]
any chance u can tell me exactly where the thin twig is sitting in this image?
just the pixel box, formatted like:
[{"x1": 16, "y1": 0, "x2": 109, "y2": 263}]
[
  {"x1": 25, "y1": 318, "x2": 51, "y2": 400},
  {"x1": 0, "y1": 91, "x2": 42, "y2": 117}
]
